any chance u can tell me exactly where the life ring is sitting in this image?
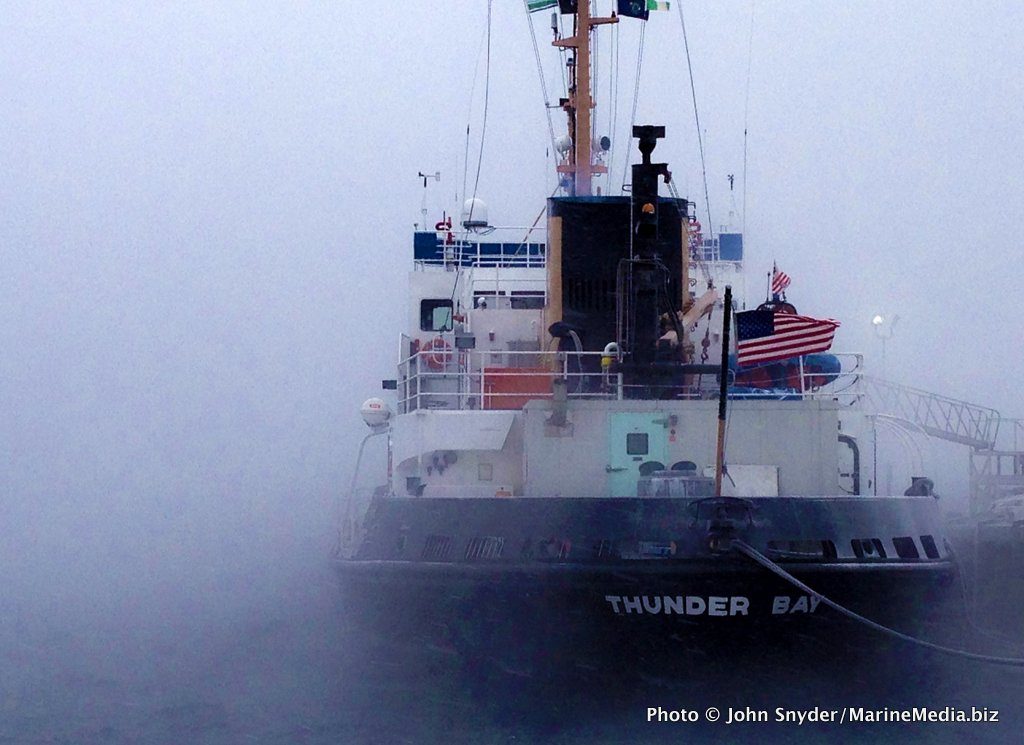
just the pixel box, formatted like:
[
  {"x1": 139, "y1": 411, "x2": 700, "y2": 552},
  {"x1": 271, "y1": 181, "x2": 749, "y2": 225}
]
[{"x1": 422, "y1": 336, "x2": 451, "y2": 370}]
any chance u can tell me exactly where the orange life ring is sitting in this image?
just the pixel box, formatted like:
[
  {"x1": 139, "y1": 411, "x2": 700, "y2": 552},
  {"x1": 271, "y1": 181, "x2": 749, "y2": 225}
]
[{"x1": 422, "y1": 336, "x2": 451, "y2": 370}]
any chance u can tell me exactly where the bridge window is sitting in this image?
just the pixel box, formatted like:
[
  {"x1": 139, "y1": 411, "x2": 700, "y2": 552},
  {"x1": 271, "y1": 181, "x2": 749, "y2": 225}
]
[
  {"x1": 420, "y1": 299, "x2": 453, "y2": 332},
  {"x1": 510, "y1": 291, "x2": 545, "y2": 309}
]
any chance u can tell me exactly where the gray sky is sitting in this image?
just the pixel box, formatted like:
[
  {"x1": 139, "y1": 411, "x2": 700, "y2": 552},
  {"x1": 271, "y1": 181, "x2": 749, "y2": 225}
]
[{"x1": 1, "y1": 1, "x2": 1022, "y2": 598}]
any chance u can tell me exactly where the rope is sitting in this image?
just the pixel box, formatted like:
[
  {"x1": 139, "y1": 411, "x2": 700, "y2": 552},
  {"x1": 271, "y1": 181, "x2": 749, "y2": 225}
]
[
  {"x1": 732, "y1": 539, "x2": 1024, "y2": 666},
  {"x1": 607, "y1": 22, "x2": 619, "y2": 189},
  {"x1": 468, "y1": 0, "x2": 492, "y2": 226},
  {"x1": 620, "y1": 21, "x2": 646, "y2": 192},
  {"x1": 451, "y1": 0, "x2": 493, "y2": 307},
  {"x1": 459, "y1": 15, "x2": 490, "y2": 213},
  {"x1": 742, "y1": 0, "x2": 756, "y2": 236},
  {"x1": 676, "y1": 2, "x2": 713, "y2": 240},
  {"x1": 514, "y1": 185, "x2": 560, "y2": 255},
  {"x1": 523, "y1": 0, "x2": 559, "y2": 183},
  {"x1": 592, "y1": 2, "x2": 599, "y2": 151}
]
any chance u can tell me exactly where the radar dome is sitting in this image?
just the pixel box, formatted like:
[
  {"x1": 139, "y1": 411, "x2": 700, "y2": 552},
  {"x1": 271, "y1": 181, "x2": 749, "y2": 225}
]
[
  {"x1": 360, "y1": 398, "x2": 392, "y2": 430},
  {"x1": 462, "y1": 198, "x2": 489, "y2": 229}
]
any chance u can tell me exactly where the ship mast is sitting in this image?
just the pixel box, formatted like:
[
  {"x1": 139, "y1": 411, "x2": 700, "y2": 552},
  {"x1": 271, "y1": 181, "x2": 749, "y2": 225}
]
[{"x1": 554, "y1": 3, "x2": 617, "y2": 196}]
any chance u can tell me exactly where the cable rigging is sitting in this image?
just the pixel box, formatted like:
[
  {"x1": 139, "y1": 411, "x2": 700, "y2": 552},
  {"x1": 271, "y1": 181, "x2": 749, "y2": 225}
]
[
  {"x1": 523, "y1": 0, "x2": 560, "y2": 184},
  {"x1": 459, "y1": 12, "x2": 490, "y2": 212},
  {"x1": 606, "y1": 21, "x2": 620, "y2": 190},
  {"x1": 676, "y1": 2, "x2": 713, "y2": 241},
  {"x1": 742, "y1": 0, "x2": 756, "y2": 235},
  {"x1": 452, "y1": 1, "x2": 493, "y2": 308},
  {"x1": 467, "y1": 0, "x2": 492, "y2": 227},
  {"x1": 620, "y1": 21, "x2": 647, "y2": 192}
]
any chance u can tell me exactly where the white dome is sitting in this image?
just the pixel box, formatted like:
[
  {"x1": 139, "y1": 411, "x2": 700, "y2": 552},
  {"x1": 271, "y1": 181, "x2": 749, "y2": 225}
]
[
  {"x1": 360, "y1": 398, "x2": 392, "y2": 430},
  {"x1": 461, "y1": 197, "x2": 489, "y2": 228}
]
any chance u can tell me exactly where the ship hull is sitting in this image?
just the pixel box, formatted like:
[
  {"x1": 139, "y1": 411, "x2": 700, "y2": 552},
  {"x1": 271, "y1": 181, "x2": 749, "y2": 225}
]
[
  {"x1": 336, "y1": 558, "x2": 959, "y2": 629},
  {"x1": 335, "y1": 495, "x2": 965, "y2": 664},
  {"x1": 335, "y1": 559, "x2": 962, "y2": 678}
]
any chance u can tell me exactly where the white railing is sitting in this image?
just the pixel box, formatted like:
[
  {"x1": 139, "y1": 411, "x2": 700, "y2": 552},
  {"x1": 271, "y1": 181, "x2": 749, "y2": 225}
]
[
  {"x1": 861, "y1": 375, "x2": 1000, "y2": 450},
  {"x1": 397, "y1": 349, "x2": 623, "y2": 413},
  {"x1": 795, "y1": 353, "x2": 865, "y2": 404},
  {"x1": 395, "y1": 348, "x2": 866, "y2": 413},
  {"x1": 414, "y1": 225, "x2": 547, "y2": 270}
]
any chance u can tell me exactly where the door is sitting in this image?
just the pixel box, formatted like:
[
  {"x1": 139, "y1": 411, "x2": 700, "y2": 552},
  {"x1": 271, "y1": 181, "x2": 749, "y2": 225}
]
[{"x1": 608, "y1": 413, "x2": 669, "y2": 497}]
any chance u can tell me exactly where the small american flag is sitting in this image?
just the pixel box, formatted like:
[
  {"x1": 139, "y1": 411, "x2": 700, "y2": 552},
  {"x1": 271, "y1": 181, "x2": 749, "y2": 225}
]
[
  {"x1": 735, "y1": 310, "x2": 840, "y2": 366},
  {"x1": 771, "y1": 265, "x2": 791, "y2": 295}
]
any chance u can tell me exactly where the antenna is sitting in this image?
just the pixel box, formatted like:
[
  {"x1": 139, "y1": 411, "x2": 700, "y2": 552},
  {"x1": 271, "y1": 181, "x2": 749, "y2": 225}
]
[
  {"x1": 417, "y1": 171, "x2": 441, "y2": 228},
  {"x1": 417, "y1": 171, "x2": 441, "y2": 188},
  {"x1": 552, "y1": 3, "x2": 618, "y2": 196}
]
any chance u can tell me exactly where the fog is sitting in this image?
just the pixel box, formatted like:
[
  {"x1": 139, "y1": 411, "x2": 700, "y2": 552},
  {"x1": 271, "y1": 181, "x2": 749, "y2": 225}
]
[{"x1": 1, "y1": 1, "x2": 1022, "y2": 741}]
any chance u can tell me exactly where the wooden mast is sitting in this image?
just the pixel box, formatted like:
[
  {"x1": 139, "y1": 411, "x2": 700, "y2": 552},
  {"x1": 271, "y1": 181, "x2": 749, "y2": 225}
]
[
  {"x1": 715, "y1": 286, "x2": 733, "y2": 497},
  {"x1": 553, "y1": 3, "x2": 617, "y2": 196}
]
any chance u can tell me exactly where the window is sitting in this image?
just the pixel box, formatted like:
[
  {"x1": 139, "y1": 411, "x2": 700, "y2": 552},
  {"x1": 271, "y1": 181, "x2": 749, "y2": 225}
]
[
  {"x1": 420, "y1": 299, "x2": 453, "y2": 332},
  {"x1": 626, "y1": 433, "x2": 649, "y2": 455},
  {"x1": 510, "y1": 292, "x2": 545, "y2": 309}
]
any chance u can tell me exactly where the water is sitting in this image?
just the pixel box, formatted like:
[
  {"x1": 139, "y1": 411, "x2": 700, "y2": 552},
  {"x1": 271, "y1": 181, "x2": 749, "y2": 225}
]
[{"x1": 2, "y1": 561, "x2": 1022, "y2": 744}]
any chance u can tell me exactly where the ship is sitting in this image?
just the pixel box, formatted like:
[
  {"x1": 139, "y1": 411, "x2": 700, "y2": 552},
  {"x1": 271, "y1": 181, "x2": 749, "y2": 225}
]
[{"x1": 333, "y1": 2, "x2": 967, "y2": 666}]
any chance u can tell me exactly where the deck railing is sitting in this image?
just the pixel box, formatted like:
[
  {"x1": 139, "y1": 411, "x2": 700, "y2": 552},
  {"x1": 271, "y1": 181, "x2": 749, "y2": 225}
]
[
  {"x1": 860, "y1": 376, "x2": 1000, "y2": 450},
  {"x1": 414, "y1": 225, "x2": 547, "y2": 270},
  {"x1": 397, "y1": 349, "x2": 622, "y2": 413},
  {"x1": 395, "y1": 348, "x2": 866, "y2": 414}
]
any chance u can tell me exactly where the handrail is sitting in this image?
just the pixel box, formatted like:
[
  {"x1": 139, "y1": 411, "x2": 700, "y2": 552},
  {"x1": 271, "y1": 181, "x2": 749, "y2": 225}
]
[
  {"x1": 861, "y1": 376, "x2": 1000, "y2": 450},
  {"x1": 414, "y1": 225, "x2": 548, "y2": 270},
  {"x1": 396, "y1": 349, "x2": 621, "y2": 413},
  {"x1": 395, "y1": 349, "x2": 867, "y2": 413}
]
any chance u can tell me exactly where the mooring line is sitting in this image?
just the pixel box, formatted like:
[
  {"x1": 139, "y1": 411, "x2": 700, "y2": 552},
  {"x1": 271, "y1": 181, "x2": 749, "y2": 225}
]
[{"x1": 731, "y1": 539, "x2": 1024, "y2": 666}]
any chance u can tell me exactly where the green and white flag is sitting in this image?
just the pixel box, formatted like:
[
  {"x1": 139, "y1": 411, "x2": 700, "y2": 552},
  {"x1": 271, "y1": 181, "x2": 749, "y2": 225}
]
[
  {"x1": 527, "y1": 0, "x2": 558, "y2": 12},
  {"x1": 647, "y1": 0, "x2": 670, "y2": 10}
]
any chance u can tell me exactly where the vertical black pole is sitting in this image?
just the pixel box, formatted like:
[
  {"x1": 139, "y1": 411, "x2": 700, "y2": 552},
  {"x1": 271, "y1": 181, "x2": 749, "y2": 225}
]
[{"x1": 715, "y1": 285, "x2": 733, "y2": 497}]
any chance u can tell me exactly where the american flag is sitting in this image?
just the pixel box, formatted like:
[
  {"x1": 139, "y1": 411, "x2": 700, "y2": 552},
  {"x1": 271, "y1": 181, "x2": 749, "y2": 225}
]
[
  {"x1": 771, "y1": 265, "x2": 791, "y2": 295},
  {"x1": 735, "y1": 310, "x2": 840, "y2": 366}
]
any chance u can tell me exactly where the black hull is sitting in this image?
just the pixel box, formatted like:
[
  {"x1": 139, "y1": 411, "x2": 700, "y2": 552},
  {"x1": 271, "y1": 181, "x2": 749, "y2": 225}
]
[
  {"x1": 336, "y1": 557, "x2": 964, "y2": 668},
  {"x1": 338, "y1": 495, "x2": 968, "y2": 666}
]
